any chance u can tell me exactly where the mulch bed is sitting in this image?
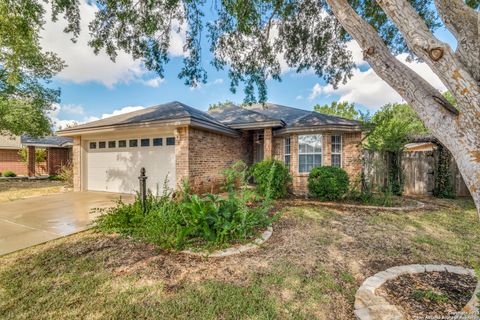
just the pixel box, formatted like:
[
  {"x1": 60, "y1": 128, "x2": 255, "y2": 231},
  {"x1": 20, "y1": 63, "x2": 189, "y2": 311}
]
[{"x1": 377, "y1": 271, "x2": 477, "y2": 319}]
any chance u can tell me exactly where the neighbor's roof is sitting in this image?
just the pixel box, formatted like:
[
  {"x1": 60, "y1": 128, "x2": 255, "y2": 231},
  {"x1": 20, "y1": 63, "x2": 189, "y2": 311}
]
[
  {"x1": 208, "y1": 104, "x2": 285, "y2": 129},
  {"x1": 57, "y1": 101, "x2": 239, "y2": 136},
  {"x1": 0, "y1": 135, "x2": 22, "y2": 149},
  {"x1": 21, "y1": 135, "x2": 73, "y2": 148}
]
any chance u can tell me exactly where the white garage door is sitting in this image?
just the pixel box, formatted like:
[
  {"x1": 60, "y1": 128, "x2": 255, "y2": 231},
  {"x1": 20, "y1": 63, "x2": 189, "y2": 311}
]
[{"x1": 86, "y1": 136, "x2": 176, "y2": 195}]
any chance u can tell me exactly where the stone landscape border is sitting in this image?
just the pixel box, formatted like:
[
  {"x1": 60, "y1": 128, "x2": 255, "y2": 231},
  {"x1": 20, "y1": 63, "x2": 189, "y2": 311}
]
[
  {"x1": 354, "y1": 264, "x2": 479, "y2": 320},
  {"x1": 181, "y1": 226, "x2": 273, "y2": 258},
  {"x1": 295, "y1": 199, "x2": 425, "y2": 211}
]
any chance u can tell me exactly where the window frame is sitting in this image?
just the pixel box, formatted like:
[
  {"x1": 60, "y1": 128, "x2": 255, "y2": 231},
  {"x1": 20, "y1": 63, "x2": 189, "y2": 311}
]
[
  {"x1": 298, "y1": 134, "x2": 323, "y2": 173},
  {"x1": 140, "y1": 138, "x2": 150, "y2": 147},
  {"x1": 153, "y1": 138, "x2": 163, "y2": 146},
  {"x1": 98, "y1": 141, "x2": 106, "y2": 149},
  {"x1": 129, "y1": 139, "x2": 138, "y2": 148},
  {"x1": 118, "y1": 140, "x2": 127, "y2": 148},
  {"x1": 284, "y1": 137, "x2": 291, "y2": 170},
  {"x1": 166, "y1": 137, "x2": 175, "y2": 146},
  {"x1": 89, "y1": 142, "x2": 97, "y2": 150},
  {"x1": 331, "y1": 134, "x2": 342, "y2": 167}
]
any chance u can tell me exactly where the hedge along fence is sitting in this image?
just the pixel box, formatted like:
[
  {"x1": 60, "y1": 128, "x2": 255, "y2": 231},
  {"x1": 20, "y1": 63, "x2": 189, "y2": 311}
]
[{"x1": 363, "y1": 150, "x2": 470, "y2": 197}]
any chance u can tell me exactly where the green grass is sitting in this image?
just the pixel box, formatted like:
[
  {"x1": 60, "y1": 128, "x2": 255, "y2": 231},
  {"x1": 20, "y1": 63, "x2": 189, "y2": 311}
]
[
  {"x1": 1, "y1": 197, "x2": 479, "y2": 319},
  {"x1": 412, "y1": 289, "x2": 449, "y2": 303}
]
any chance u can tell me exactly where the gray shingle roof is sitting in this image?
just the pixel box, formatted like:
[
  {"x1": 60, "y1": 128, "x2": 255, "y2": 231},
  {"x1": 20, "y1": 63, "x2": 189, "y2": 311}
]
[
  {"x1": 57, "y1": 101, "x2": 234, "y2": 134},
  {"x1": 208, "y1": 104, "x2": 283, "y2": 127},
  {"x1": 21, "y1": 135, "x2": 73, "y2": 147},
  {"x1": 244, "y1": 103, "x2": 363, "y2": 127}
]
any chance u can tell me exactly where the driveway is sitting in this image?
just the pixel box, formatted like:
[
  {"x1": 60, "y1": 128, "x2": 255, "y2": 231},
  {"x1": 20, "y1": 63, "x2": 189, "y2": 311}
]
[{"x1": 0, "y1": 192, "x2": 133, "y2": 256}]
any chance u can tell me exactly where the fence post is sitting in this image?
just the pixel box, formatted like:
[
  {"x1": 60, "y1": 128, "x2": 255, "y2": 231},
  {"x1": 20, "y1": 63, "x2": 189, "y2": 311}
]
[{"x1": 138, "y1": 167, "x2": 147, "y2": 212}]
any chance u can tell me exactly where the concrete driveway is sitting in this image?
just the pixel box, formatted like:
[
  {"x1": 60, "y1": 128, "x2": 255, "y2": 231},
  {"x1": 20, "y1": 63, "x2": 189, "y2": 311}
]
[{"x1": 0, "y1": 192, "x2": 133, "y2": 256}]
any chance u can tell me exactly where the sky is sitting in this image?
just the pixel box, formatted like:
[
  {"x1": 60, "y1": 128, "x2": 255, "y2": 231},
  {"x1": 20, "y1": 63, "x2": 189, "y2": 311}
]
[{"x1": 41, "y1": 0, "x2": 456, "y2": 130}]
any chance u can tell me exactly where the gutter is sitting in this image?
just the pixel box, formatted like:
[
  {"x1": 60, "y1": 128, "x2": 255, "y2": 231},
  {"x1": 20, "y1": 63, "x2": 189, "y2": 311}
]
[{"x1": 273, "y1": 125, "x2": 364, "y2": 136}]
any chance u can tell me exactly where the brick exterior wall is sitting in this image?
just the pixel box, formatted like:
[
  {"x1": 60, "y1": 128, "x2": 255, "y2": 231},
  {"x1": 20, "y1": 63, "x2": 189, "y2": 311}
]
[
  {"x1": 263, "y1": 128, "x2": 273, "y2": 159},
  {"x1": 47, "y1": 147, "x2": 72, "y2": 175},
  {"x1": 0, "y1": 149, "x2": 27, "y2": 176},
  {"x1": 175, "y1": 127, "x2": 253, "y2": 193},
  {"x1": 273, "y1": 131, "x2": 363, "y2": 195}
]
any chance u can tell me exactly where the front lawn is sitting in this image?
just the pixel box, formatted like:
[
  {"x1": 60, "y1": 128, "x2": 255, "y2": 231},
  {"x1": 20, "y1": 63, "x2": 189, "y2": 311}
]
[
  {"x1": 0, "y1": 197, "x2": 478, "y2": 319},
  {"x1": 0, "y1": 179, "x2": 65, "y2": 203}
]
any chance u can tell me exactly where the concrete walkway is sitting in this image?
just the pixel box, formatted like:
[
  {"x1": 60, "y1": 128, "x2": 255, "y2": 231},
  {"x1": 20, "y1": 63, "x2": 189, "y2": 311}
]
[{"x1": 0, "y1": 192, "x2": 133, "y2": 256}]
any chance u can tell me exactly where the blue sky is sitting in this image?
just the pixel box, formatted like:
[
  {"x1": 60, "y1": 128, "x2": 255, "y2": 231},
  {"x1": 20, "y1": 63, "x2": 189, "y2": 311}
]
[{"x1": 41, "y1": 1, "x2": 455, "y2": 129}]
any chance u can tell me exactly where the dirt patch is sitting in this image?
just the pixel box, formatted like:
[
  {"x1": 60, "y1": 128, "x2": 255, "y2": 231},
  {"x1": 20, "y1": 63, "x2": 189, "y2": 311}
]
[{"x1": 377, "y1": 272, "x2": 477, "y2": 320}]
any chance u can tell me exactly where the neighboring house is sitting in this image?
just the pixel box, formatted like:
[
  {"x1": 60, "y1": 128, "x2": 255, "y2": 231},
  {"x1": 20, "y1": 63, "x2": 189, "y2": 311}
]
[
  {"x1": 0, "y1": 135, "x2": 73, "y2": 176},
  {"x1": 57, "y1": 101, "x2": 364, "y2": 195}
]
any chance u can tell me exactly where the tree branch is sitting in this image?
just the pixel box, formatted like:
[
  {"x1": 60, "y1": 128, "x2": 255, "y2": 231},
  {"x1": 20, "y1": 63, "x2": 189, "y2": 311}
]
[
  {"x1": 434, "y1": 0, "x2": 480, "y2": 82},
  {"x1": 375, "y1": 0, "x2": 479, "y2": 114}
]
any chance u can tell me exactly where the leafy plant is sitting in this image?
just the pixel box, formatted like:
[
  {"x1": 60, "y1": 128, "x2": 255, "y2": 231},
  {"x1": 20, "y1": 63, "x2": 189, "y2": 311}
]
[
  {"x1": 18, "y1": 148, "x2": 46, "y2": 163},
  {"x1": 250, "y1": 160, "x2": 291, "y2": 199},
  {"x1": 2, "y1": 171, "x2": 16, "y2": 177},
  {"x1": 95, "y1": 166, "x2": 276, "y2": 251},
  {"x1": 56, "y1": 164, "x2": 73, "y2": 187},
  {"x1": 308, "y1": 167, "x2": 349, "y2": 201},
  {"x1": 411, "y1": 289, "x2": 449, "y2": 303}
]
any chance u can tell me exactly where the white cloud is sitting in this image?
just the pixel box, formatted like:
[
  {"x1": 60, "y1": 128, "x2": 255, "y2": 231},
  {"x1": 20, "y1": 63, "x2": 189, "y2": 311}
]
[
  {"x1": 295, "y1": 95, "x2": 303, "y2": 100},
  {"x1": 61, "y1": 104, "x2": 85, "y2": 115},
  {"x1": 345, "y1": 41, "x2": 367, "y2": 67},
  {"x1": 138, "y1": 77, "x2": 165, "y2": 88},
  {"x1": 312, "y1": 43, "x2": 447, "y2": 109},
  {"x1": 308, "y1": 83, "x2": 323, "y2": 101},
  {"x1": 49, "y1": 104, "x2": 146, "y2": 130},
  {"x1": 212, "y1": 78, "x2": 224, "y2": 85},
  {"x1": 40, "y1": 0, "x2": 186, "y2": 88}
]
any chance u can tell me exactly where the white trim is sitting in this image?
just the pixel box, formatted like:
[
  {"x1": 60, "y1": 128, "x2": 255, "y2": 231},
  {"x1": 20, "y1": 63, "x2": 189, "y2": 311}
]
[{"x1": 298, "y1": 134, "x2": 323, "y2": 173}]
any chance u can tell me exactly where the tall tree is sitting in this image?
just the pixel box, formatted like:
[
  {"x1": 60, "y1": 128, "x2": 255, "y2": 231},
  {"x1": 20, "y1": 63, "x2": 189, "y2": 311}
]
[
  {"x1": 12, "y1": 0, "x2": 480, "y2": 215},
  {"x1": 314, "y1": 101, "x2": 361, "y2": 120},
  {"x1": 0, "y1": 0, "x2": 66, "y2": 136}
]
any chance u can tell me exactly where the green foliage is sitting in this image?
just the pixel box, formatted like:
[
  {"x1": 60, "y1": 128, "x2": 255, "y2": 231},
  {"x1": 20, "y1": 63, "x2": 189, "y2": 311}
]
[
  {"x1": 308, "y1": 167, "x2": 349, "y2": 201},
  {"x1": 433, "y1": 145, "x2": 455, "y2": 199},
  {"x1": 250, "y1": 160, "x2": 291, "y2": 199},
  {"x1": 411, "y1": 289, "x2": 449, "y2": 303},
  {"x1": 52, "y1": 164, "x2": 73, "y2": 187},
  {"x1": 2, "y1": 171, "x2": 16, "y2": 177},
  {"x1": 366, "y1": 103, "x2": 427, "y2": 152},
  {"x1": 18, "y1": 147, "x2": 46, "y2": 163},
  {"x1": 0, "y1": 0, "x2": 64, "y2": 136},
  {"x1": 313, "y1": 101, "x2": 370, "y2": 122},
  {"x1": 208, "y1": 100, "x2": 235, "y2": 111},
  {"x1": 95, "y1": 168, "x2": 275, "y2": 251}
]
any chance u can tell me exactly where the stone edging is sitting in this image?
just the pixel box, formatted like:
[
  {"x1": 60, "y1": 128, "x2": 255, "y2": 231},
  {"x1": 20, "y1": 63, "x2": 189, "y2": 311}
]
[
  {"x1": 181, "y1": 226, "x2": 273, "y2": 258},
  {"x1": 298, "y1": 199, "x2": 425, "y2": 211},
  {"x1": 354, "y1": 264, "x2": 479, "y2": 320}
]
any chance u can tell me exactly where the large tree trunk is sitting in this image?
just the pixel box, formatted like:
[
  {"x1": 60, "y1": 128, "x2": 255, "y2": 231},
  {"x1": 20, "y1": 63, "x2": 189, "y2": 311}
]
[{"x1": 326, "y1": 0, "x2": 480, "y2": 217}]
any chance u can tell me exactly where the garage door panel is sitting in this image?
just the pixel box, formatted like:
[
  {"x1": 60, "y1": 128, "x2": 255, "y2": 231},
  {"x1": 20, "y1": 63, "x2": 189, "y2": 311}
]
[{"x1": 86, "y1": 143, "x2": 175, "y2": 195}]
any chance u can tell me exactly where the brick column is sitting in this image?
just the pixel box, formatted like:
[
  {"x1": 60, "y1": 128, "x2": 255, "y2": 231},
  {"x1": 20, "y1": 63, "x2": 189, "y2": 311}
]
[
  {"x1": 290, "y1": 134, "x2": 298, "y2": 175},
  {"x1": 175, "y1": 126, "x2": 189, "y2": 189},
  {"x1": 27, "y1": 146, "x2": 36, "y2": 177},
  {"x1": 72, "y1": 136, "x2": 82, "y2": 191},
  {"x1": 263, "y1": 128, "x2": 273, "y2": 159},
  {"x1": 323, "y1": 133, "x2": 332, "y2": 166}
]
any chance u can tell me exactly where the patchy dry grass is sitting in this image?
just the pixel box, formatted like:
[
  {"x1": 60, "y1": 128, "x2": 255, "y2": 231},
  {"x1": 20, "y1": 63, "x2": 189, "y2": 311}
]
[
  {"x1": 0, "y1": 197, "x2": 478, "y2": 319},
  {"x1": 0, "y1": 179, "x2": 64, "y2": 203}
]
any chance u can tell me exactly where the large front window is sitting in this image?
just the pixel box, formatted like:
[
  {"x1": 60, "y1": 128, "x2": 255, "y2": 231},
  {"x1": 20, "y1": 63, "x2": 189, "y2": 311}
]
[{"x1": 298, "y1": 134, "x2": 322, "y2": 173}]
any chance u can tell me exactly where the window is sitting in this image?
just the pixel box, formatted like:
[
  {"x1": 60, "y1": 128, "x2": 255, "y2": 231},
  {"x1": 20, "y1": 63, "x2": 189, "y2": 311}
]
[
  {"x1": 284, "y1": 137, "x2": 291, "y2": 169},
  {"x1": 331, "y1": 135, "x2": 342, "y2": 167},
  {"x1": 129, "y1": 139, "x2": 138, "y2": 147},
  {"x1": 108, "y1": 141, "x2": 116, "y2": 148},
  {"x1": 118, "y1": 140, "x2": 127, "y2": 148},
  {"x1": 89, "y1": 142, "x2": 97, "y2": 149},
  {"x1": 298, "y1": 134, "x2": 322, "y2": 173},
  {"x1": 141, "y1": 139, "x2": 150, "y2": 147},
  {"x1": 99, "y1": 141, "x2": 106, "y2": 149},
  {"x1": 166, "y1": 137, "x2": 175, "y2": 145},
  {"x1": 153, "y1": 138, "x2": 163, "y2": 146}
]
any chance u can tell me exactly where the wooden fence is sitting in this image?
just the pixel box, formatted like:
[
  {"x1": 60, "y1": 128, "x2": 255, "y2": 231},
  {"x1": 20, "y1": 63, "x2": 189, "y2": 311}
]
[{"x1": 363, "y1": 150, "x2": 470, "y2": 197}]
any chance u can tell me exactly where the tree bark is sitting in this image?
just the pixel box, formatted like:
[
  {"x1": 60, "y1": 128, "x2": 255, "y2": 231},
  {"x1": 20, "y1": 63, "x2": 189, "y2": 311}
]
[{"x1": 325, "y1": 0, "x2": 480, "y2": 217}]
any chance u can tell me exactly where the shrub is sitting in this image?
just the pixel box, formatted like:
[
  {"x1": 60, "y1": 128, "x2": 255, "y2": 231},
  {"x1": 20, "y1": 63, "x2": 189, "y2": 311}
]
[
  {"x1": 95, "y1": 170, "x2": 276, "y2": 251},
  {"x1": 18, "y1": 148, "x2": 47, "y2": 163},
  {"x1": 308, "y1": 166, "x2": 349, "y2": 201},
  {"x1": 3, "y1": 171, "x2": 16, "y2": 177},
  {"x1": 56, "y1": 164, "x2": 73, "y2": 186},
  {"x1": 250, "y1": 159, "x2": 291, "y2": 199}
]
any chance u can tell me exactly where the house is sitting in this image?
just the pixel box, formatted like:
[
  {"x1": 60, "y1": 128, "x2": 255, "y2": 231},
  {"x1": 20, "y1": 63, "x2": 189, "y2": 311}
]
[
  {"x1": 57, "y1": 101, "x2": 364, "y2": 195},
  {"x1": 0, "y1": 135, "x2": 73, "y2": 176}
]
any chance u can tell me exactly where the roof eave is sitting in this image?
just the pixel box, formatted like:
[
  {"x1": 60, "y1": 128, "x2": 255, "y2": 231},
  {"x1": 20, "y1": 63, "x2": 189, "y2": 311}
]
[
  {"x1": 227, "y1": 120, "x2": 285, "y2": 130},
  {"x1": 273, "y1": 125, "x2": 364, "y2": 136}
]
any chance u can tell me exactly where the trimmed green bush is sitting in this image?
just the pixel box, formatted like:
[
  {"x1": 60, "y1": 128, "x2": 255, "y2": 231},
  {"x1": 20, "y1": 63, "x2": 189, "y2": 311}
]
[
  {"x1": 308, "y1": 166, "x2": 349, "y2": 201},
  {"x1": 250, "y1": 159, "x2": 291, "y2": 199},
  {"x1": 3, "y1": 171, "x2": 16, "y2": 177}
]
